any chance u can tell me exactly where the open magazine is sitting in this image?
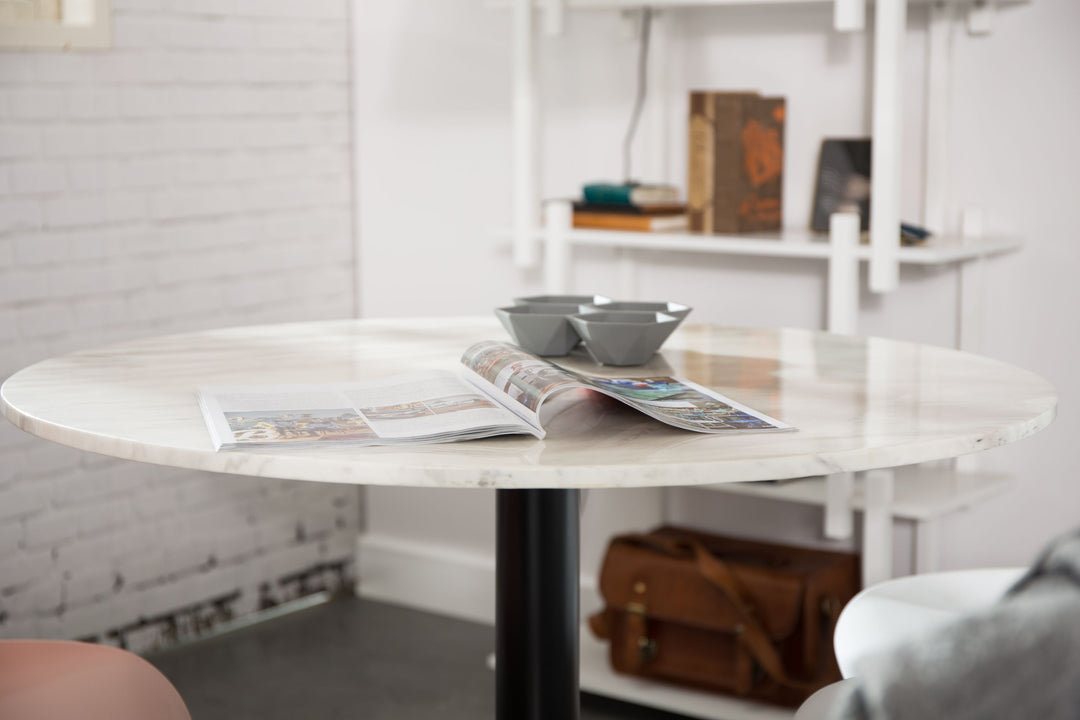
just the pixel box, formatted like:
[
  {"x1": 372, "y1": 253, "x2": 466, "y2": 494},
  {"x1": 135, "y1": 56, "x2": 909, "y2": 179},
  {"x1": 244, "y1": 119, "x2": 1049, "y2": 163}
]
[{"x1": 197, "y1": 341, "x2": 793, "y2": 450}]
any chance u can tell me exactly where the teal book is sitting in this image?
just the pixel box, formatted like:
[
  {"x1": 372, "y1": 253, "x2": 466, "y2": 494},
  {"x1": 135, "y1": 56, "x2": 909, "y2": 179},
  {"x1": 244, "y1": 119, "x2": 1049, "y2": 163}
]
[{"x1": 583, "y1": 182, "x2": 680, "y2": 207}]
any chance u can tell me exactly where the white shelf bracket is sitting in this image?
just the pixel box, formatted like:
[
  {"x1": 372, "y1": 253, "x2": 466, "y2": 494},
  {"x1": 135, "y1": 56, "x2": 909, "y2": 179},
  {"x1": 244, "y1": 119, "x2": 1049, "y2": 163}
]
[
  {"x1": 512, "y1": 0, "x2": 540, "y2": 269},
  {"x1": 869, "y1": 0, "x2": 905, "y2": 293},
  {"x1": 827, "y1": 212, "x2": 861, "y2": 335},
  {"x1": 923, "y1": 0, "x2": 955, "y2": 236},
  {"x1": 542, "y1": 0, "x2": 565, "y2": 36},
  {"x1": 862, "y1": 468, "x2": 895, "y2": 587},
  {"x1": 968, "y1": 0, "x2": 997, "y2": 36},
  {"x1": 544, "y1": 200, "x2": 573, "y2": 294},
  {"x1": 833, "y1": 0, "x2": 865, "y2": 32},
  {"x1": 824, "y1": 472, "x2": 855, "y2": 540}
]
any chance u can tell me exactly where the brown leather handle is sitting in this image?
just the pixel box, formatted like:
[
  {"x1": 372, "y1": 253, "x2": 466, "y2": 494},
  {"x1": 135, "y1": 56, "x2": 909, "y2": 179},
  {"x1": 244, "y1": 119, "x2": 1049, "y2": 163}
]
[{"x1": 613, "y1": 534, "x2": 817, "y2": 693}]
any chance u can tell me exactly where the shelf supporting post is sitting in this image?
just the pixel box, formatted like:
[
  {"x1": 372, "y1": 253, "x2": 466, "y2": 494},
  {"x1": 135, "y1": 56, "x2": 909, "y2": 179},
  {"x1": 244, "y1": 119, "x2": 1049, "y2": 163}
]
[
  {"x1": 544, "y1": 200, "x2": 573, "y2": 294},
  {"x1": 833, "y1": 0, "x2": 865, "y2": 32},
  {"x1": 924, "y1": 0, "x2": 955, "y2": 236},
  {"x1": 827, "y1": 212, "x2": 860, "y2": 335},
  {"x1": 862, "y1": 468, "x2": 895, "y2": 587},
  {"x1": 513, "y1": 0, "x2": 540, "y2": 269},
  {"x1": 869, "y1": 0, "x2": 906, "y2": 293}
]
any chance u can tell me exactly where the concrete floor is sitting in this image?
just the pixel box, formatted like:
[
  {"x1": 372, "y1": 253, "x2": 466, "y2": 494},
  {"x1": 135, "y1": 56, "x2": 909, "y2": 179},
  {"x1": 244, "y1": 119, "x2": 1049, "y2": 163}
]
[{"x1": 148, "y1": 597, "x2": 691, "y2": 720}]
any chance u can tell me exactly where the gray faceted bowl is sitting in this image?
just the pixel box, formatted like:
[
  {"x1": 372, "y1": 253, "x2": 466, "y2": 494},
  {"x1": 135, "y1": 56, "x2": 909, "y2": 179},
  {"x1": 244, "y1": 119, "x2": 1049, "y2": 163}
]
[
  {"x1": 569, "y1": 311, "x2": 680, "y2": 366},
  {"x1": 495, "y1": 303, "x2": 584, "y2": 356},
  {"x1": 513, "y1": 294, "x2": 613, "y2": 307},
  {"x1": 582, "y1": 301, "x2": 692, "y2": 324}
]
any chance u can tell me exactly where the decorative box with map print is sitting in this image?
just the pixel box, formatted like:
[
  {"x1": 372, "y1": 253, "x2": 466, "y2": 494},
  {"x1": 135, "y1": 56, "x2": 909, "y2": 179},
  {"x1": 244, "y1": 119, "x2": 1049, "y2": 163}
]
[{"x1": 197, "y1": 342, "x2": 793, "y2": 450}]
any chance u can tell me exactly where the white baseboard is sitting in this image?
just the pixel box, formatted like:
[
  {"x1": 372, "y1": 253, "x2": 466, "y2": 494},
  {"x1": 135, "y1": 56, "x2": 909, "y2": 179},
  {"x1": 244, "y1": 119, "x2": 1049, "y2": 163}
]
[{"x1": 356, "y1": 533, "x2": 600, "y2": 626}]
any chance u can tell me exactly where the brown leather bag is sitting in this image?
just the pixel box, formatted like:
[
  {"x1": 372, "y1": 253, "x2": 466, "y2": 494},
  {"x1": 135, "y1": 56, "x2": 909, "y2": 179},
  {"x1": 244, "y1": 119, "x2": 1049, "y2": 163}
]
[{"x1": 589, "y1": 526, "x2": 859, "y2": 707}]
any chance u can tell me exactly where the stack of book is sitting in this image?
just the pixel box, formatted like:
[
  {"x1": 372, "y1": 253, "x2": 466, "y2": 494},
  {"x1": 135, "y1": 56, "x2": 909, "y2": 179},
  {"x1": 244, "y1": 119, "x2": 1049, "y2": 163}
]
[{"x1": 572, "y1": 183, "x2": 688, "y2": 232}]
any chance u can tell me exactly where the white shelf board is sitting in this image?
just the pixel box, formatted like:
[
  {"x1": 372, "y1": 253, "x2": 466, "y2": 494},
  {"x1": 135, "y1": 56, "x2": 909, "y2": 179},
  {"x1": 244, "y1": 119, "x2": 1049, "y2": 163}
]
[
  {"x1": 699, "y1": 466, "x2": 1015, "y2": 522},
  {"x1": 489, "y1": 0, "x2": 1030, "y2": 10},
  {"x1": 579, "y1": 624, "x2": 795, "y2": 720},
  {"x1": 498, "y1": 227, "x2": 1022, "y2": 266}
]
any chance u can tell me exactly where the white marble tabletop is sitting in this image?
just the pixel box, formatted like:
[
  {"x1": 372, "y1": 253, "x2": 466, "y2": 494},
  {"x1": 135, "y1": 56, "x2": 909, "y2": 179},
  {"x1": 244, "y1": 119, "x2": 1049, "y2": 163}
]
[{"x1": 0, "y1": 318, "x2": 1057, "y2": 489}]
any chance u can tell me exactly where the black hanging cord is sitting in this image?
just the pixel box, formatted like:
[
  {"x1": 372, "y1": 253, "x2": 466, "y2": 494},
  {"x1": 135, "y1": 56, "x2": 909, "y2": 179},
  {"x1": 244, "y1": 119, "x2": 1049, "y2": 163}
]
[{"x1": 622, "y1": 7, "x2": 653, "y2": 184}]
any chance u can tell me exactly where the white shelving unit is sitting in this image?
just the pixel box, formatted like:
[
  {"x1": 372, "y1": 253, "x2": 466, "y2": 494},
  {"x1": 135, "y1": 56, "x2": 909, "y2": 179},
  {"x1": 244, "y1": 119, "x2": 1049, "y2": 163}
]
[{"x1": 494, "y1": 2, "x2": 1032, "y2": 718}]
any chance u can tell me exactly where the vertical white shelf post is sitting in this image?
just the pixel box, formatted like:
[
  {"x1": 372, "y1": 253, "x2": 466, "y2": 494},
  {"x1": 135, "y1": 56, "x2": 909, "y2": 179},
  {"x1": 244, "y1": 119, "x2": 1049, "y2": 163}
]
[
  {"x1": 924, "y1": 1, "x2": 954, "y2": 236},
  {"x1": 513, "y1": 0, "x2": 540, "y2": 269},
  {"x1": 833, "y1": 0, "x2": 866, "y2": 32},
  {"x1": 544, "y1": 200, "x2": 573, "y2": 294},
  {"x1": 823, "y1": 212, "x2": 861, "y2": 541},
  {"x1": 827, "y1": 212, "x2": 861, "y2": 336},
  {"x1": 862, "y1": 468, "x2": 896, "y2": 586},
  {"x1": 869, "y1": 0, "x2": 906, "y2": 293}
]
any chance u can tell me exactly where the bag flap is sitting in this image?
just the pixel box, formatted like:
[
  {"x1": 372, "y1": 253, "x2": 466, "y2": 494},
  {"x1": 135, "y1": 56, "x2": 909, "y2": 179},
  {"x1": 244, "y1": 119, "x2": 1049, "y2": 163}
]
[{"x1": 598, "y1": 534, "x2": 806, "y2": 640}]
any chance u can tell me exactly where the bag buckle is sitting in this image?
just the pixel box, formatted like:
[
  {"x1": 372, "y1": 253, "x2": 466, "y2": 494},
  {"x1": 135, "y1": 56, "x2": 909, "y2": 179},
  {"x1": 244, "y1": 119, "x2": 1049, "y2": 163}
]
[{"x1": 626, "y1": 602, "x2": 657, "y2": 664}]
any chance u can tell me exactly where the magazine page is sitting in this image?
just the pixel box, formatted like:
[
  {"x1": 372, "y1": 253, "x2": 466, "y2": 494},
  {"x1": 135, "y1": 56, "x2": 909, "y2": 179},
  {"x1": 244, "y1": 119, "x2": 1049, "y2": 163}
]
[
  {"x1": 460, "y1": 341, "x2": 582, "y2": 431},
  {"x1": 460, "y1": 341, "x2": 792, "y2": 435},
  {"x1": 574, "y1": 375, "x2": 793, "y2": 433},
  {"x1": 197, "y1": 371, "x2": 538, "y2": 450}
]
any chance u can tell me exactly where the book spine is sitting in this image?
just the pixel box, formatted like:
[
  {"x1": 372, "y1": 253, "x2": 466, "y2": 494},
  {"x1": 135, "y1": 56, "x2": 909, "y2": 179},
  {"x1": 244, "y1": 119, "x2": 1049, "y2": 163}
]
[
  {"x1": 687, "y1": 92, "x2": 715, "y2": 233},
  {"x1": 737, "y1": 96, "x2": 785, "y2": 232},
  {"x1": 582, "y1": 183, "x2": 633, "y2": 206},
  {"x1": 711, "y1": 93, "x2": 745, "y2": 234}
]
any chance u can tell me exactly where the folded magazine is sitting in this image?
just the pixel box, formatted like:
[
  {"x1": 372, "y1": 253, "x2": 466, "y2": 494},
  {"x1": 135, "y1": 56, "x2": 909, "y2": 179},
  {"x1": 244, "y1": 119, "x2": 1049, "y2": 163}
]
[{"x1": 197, "y1": 341, "x2": 793, "y2": 450}]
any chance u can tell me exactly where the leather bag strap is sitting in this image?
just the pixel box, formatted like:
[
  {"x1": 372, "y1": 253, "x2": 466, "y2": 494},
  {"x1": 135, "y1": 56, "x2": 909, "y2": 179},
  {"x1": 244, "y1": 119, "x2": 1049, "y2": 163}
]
[{"x1": 614, "y1": 533, "x2": 817, "y2": 693}]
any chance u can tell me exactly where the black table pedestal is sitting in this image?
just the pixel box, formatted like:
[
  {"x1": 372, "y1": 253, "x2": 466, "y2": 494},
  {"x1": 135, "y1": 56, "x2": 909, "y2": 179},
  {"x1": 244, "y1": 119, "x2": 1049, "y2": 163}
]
[{"x1": 496, "y1": 489, "x2": 581, "y2": 720}]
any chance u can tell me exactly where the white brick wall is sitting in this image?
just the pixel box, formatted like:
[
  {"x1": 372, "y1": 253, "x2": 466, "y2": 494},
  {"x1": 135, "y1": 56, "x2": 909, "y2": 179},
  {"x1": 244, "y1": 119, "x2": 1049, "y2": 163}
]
[{"x1": 0, "y1": 0, "x2": 360, "y2": 652}]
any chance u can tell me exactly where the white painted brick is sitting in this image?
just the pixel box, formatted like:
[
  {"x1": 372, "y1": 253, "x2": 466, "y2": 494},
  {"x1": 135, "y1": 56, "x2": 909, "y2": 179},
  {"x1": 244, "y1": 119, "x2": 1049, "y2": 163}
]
[
  {"x1": 176, "y1": 0, "x2": 347, "y2": 20},
  {"x1": 0, "y1": 54, "x2": 35, "y2": 83},
  {"x1": 9, "y1": 162, "x2": 67, "y2": 195},
  {"x1": 65, "y1": 230, "x2": 128, "y2": 261},
  {"x1": 118, "y1": 550, "x2": 169, "y2": 588},
  {"x1": 24, "y1": 508, "x2": 82, "y2": 549},
  {"x1": 185, "y1": 565, "x2": 240, "y2": 602},
  {"x1": 16, "y1": 303, "x2": 76, "y2": 339},
  {"x1": 0, "y1": 615, "x2": 39, "y2": 638},
  {"x1": 212, "y1": 527, "x2": 260, "y2": 561},
  {"x1": 263, "y1": 542, "x2": 321, "y2": 579},
  {"x1": 43, "y1": 191, "x2": 146, "y2": 228},
  {"x1": 78, "y1": 498, "x2": 133, "y2": 537},
  {"x1": 64, "y1": 565, "x2": 117, "y2": 606},
  {"x1": 0, "y1": 308, "x2": 15, "y2": 345},
  {"x1": 58, "y1": 600, "x2": 120, "y2": 639},
  {"x1": 0, "y1": 549, "x2": 52, "y2": 590},
  {"x1": 164, "y1": 535, "x2": 213, "y2": 574},
  {"x1": 1, "y1": 577, "x2": 61, "y2": 618},
  {"x1": 0, "y1": 198, "x2": 42, "y2": 234},
  {"x1": 72, "y1": 296, "x2": 129, "y2": 328},
  {"x1": 65, "y1": 89, "x2": 120, "y2": 119},
  {"x1": 255, "y1": 22, "x2": 347, "y2": 51},
  {"x1": 68, "y1": 157, "x2": 173, "y2": 191},
  {"x1": 0, "y1": 517, "x2": 20, "y2": 550},
  {"x1": 0, "y1": 483, "x2": 49, "y2": 521},
  {"x1": 14, "y1": 232, "x2": 69, "y2": 265},
  {"x1": 6, "y1": 90, "x2": 65, "y2": 120}
]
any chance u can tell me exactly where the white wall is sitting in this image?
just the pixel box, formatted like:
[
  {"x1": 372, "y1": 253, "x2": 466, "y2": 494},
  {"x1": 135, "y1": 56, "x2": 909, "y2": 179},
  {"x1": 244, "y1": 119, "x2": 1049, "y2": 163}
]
[
  {"x1": 356, "y1": 0, "x2": 1080, "y2": 613},
  {"x1": 0, "y1": 0, "x2": 360, "y2": 650}
]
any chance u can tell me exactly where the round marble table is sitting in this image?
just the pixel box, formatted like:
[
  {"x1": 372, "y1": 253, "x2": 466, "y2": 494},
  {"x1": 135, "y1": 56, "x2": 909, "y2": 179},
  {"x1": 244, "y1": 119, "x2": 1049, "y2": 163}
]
[{"x1": 0, "y1": 318, "x2": 1058, "y2": 720}]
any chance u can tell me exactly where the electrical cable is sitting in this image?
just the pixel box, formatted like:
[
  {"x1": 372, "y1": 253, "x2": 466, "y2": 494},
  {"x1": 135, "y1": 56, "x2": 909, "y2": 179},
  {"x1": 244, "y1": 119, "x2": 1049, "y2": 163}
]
[{"x1": 622, "y1": 7, "x2": 653, "y2": 184}]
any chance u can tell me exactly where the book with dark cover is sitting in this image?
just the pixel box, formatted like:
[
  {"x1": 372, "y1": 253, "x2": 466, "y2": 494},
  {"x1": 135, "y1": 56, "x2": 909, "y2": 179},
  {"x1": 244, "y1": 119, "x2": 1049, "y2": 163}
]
[
  {"x1": 573, "y1": 201, "x2": 687, "y2": 216},
  {"x1": 811, "y1": 139, "x2": 872, "y2": 232},
  {"x1": 688, "y1": 91, "x2": 785, "y2": 234}
]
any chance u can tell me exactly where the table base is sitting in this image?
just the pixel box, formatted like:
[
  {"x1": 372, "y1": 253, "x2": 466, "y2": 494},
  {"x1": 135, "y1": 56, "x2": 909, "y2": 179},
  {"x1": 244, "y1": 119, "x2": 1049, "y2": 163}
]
[{"x1": 496, "y1": 489, "x2": 581, "y2": 720}]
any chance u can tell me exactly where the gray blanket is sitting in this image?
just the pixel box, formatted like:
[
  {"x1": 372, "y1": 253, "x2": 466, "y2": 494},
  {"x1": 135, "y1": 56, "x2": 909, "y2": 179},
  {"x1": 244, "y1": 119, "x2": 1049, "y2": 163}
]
[{"x1": 833, "y1": 528, "x2": 1080, "y2": 720}]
